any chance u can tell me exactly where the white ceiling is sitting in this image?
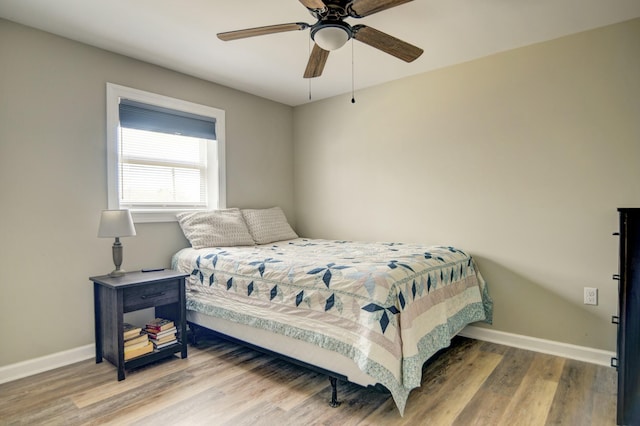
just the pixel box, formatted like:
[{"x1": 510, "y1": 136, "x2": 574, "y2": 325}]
[{"x1": 1, "y1": 0, "x2": 639, "y2": 106}]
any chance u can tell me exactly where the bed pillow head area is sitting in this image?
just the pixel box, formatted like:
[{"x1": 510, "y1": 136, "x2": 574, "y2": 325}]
[
  {"x1": 176, "y1": 206, "x2": 297, "y2": 248},
  {"x1": 176, "y1": 208, "x2": 254, "y2": 249},
  {"x1": 241, "y1": 206, "x2": 298, "y2": 244}
]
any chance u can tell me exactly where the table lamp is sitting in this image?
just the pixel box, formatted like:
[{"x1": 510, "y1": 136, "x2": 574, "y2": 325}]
[{"x1": 98, "y1": 209, "x2": 136, "y2": 277}]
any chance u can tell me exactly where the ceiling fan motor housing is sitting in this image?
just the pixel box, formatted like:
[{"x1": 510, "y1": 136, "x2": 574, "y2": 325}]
[{"x1": 311, "y1": 20, "x2": 352, "y2": 50}]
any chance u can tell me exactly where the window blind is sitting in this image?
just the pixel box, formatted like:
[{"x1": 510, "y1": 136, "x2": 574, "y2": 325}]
[
  {"x1": 117, "y1": 99, "x2": 215, "y2": 209},
  {"x1": 119, "y1": 99, "x2": 216, "y2": 140}
]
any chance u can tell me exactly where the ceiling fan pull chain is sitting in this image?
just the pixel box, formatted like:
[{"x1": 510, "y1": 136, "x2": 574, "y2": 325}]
[
  {"x1": 308, "y1": 36, "x2": 313, "y2": 101},
  {"x1": 351, "y1": 38, "x2": 356, "y2": 104}
]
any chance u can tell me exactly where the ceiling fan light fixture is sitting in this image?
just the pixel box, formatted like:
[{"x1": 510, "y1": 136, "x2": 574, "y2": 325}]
[{"x1": 312, "y1": 23, "x2": 351, "y2": 51}]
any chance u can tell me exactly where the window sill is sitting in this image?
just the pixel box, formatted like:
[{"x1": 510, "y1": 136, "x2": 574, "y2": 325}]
[{"x1": 131, "y1": 210, "x2": 180, "y2": 223}]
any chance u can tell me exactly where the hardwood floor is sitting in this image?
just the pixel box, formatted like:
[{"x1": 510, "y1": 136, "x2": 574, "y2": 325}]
[{"x1": 0, "y1": 336, "x2": 617, "y2": 425}]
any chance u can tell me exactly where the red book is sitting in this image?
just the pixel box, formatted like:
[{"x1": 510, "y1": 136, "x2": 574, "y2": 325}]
[{"x1": 145, "y1": 318, "x2": 174, "y2": 332}]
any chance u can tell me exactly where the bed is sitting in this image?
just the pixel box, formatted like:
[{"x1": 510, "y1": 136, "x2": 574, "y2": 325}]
[{"x1": 171, "y1": 207, "x2": 493, "y2": 415}]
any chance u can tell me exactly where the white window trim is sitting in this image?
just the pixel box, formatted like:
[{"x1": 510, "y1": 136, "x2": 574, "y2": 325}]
[{"x1": 106, "y1": 83, "x2": 226, "y2": 223}]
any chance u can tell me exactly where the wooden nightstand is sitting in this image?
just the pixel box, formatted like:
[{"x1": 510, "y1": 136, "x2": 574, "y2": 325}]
[{"x1": 90, "y1": 270, "x2": 189, "y2": 380}]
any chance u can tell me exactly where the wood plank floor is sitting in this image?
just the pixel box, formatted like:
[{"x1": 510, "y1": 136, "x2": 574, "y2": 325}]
[{"x1": 0, "y1": 336, "x2": 617, "y2": 425}]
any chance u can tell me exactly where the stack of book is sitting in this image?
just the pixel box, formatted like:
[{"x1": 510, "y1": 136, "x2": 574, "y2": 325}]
[
  {"x1": 145, "y1": 318, "x2": 178, "y2": 349},
  {"x1": 123, "y1": 323, "x2": 153, "y2": 360}
]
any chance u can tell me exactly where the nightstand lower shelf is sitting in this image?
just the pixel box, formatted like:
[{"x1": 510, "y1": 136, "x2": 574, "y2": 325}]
[{"x1": 125, "y1": 343, "x2": 184, "y2": 369}]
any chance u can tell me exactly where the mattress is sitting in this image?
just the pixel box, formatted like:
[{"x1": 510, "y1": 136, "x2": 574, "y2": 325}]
[{"x1": 172, "y1": 238, "x2": 493, "y2": 414}]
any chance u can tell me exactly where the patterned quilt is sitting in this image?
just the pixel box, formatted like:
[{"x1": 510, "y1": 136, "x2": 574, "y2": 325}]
[{"x1": 171, "y1": 238, "x2": 492, "y2": 414}]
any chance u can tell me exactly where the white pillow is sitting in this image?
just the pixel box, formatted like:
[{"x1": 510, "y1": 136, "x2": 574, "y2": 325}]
[
  {"x1": 241, "y1": 207, "x2": 298, "y2": 244},
  {"x1": 176, "y1": 208, "x2": 255, "y2": 249}
]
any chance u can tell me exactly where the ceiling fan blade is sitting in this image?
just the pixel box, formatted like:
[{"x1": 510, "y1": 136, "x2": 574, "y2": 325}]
[
  {"x1": 298, "y1": 0, "x2": 326, "y2": 10},
  {"x1": 350, "y1": 0, "x2": 413, "y2": 17},
  {"x1": 218, "y1": 23, "x2": 309, "y2": 41},
  {"x1": 303, "y1": 44, "x2": 330, "y2": 78},
  {"x1": 353, "y1": 25, "x2": 423, "y2": 62}
]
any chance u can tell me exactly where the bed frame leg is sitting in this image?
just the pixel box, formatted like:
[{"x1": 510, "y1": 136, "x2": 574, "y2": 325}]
[
  {"x1": 189, "y1": 323, "x2": 199, "y2": 346},
  {"x1": 329, "y1": 377, "x2": 341, "y2": 408}
]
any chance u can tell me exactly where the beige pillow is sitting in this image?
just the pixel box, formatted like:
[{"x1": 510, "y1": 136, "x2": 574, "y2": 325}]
[
  {"x1": 241, "y1": 207, "x2": 298, "y2": 244},
  {"x1": 176, "y1": 208, "x2": 255, "y2": 249}
]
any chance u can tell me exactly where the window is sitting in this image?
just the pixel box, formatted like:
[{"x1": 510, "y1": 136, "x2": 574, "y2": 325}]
[{"x1": 106, "y1": 83, "x2": 226, "y2": 222}]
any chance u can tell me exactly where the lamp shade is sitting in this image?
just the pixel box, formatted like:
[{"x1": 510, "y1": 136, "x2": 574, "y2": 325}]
[
  {"x1": 98, "y1": 210, "x2": 136, "y2": 238},
  {"x1": 313, "y1": 25, "x2": 350, "y2": 51}
]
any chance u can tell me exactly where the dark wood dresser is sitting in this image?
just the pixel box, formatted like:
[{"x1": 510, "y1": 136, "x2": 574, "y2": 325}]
[{"x1": 614, "y1": 208, "x2": 640, "y2": 425}]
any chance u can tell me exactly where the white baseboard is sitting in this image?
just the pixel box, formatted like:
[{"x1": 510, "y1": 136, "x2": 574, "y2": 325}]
[
  {"x1": 0, "y1": 328, "x2": 616, "y2": 385},
  {"x1": 459, "y1": 325, "x2": 616, "y2": 367},
  {"x1": 0, "y1": 344, "x2": 94, "y2": 385}
]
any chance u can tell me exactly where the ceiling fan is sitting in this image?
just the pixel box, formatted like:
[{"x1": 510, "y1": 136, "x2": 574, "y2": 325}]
[{"x1": 217, "y1": 0, "x2": 424, "y2": 78}]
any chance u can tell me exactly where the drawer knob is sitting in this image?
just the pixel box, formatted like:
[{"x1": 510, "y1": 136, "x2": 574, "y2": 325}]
[{"x1": 141, "y1": 292, "x2": 166, "y2": 299}]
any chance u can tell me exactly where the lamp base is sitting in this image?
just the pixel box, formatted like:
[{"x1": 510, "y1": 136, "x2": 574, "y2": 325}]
[
  {"x1": 108, "y1": 268, "x2": 126, "y2": 278},
  {"x1": 109, "y1": 238, "x2": 125, "y2": 277}
]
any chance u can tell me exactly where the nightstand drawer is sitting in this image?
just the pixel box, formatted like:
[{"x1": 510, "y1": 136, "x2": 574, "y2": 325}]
[{"x1": 123, "y1": 281, "x2": 179, "y2": 311}]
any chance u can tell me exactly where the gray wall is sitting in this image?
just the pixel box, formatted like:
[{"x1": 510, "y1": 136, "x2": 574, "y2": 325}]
[
  {"x1": 0, "y1": 19, "x2": 294, "y2": 367},
  {"x1": 293, "y1": 18, "x2": 640, "y2": 351}
]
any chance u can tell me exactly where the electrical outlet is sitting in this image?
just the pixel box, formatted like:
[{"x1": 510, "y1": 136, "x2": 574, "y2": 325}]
[{"x1": 584, "y1": 287, "x2": 598, "y2": 305}]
